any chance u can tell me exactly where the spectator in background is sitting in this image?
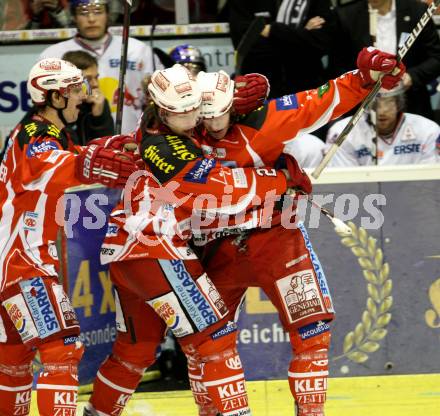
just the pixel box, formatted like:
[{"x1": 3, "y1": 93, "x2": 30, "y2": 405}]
[
  {"x1": 169, "y1": 44, "x2": 207, "y2": 76},
  {"x1": 330, "y1": 0, "x2": 440, "y2": 120},
  {"x1": 227, "y1": 0, "x2": 337, "y2": 98},
  {"x1": 62, "y1": 50, "x2": 114, "y2": 144},
  {"x1": 284, "y1": 133, "x2": 325, "y2": 168},
  {"x1": 23, "y1": 0, "x2": 70, "y2": 29},
  {"x1": 0, "y1": 1, "x2": 27, "y2": 30},
  {"x1": 326, "y1": 86, "x2": 440, "y2": 166},
  {"x1": 39, "y1": 0, "x2": 162, "y2": 134}
]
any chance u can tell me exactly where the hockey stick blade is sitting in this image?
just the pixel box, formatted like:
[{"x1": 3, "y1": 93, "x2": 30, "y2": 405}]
[
  {"x1": 234, "y1": 16, "x2": 265, "y2": 76},
  {"x1": 312, "y1": 0, "x2": 440, "y2": 179}
]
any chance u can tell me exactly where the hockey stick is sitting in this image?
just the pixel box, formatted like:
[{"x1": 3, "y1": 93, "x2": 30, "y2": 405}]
[
  {"x1": 115, "y1": 0, "x2": 132, "y2": 135},
  {"x1": 234, "y1": 16, "x2": 265, "y2": 76},
  {"x1": 150, "y1": 17, "x2": 157, "y2": 72},
  {"x1": 311, "y1": 0, "x2": 440, "y2": 179}
]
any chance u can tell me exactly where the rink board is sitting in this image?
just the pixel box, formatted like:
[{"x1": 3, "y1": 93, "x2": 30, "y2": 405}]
[
  {"x1": 29, "y1": 373, "x2": 440, "y2": 416},
  {"x1": 58, "y1": 165, "x2": 440, "y2": 385}
]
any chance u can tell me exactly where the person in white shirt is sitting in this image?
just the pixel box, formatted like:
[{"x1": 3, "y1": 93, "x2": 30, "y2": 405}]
[
  {"x1": 40, "y1": 0, "x2": 162, "y2": 134},
  {"x1": 284, "y1": 133, "x2": 325, "y2": 168},
  {"x1": 326, "y1": 86, "x2": 440, "y2": 166}
]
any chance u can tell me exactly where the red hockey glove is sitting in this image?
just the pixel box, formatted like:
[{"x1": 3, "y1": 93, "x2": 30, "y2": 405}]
[
  {"x1": 90, "y1": 134, "x2": 138, "y2": 151},
  {"x1": 233, "y1": 73, "x2": 270, "y2": 115},
  {"x1": 75, "y1": 144, "x2": 139, "y2": 188},
  {"x1": 357, "y1": 47, "x2": 406, "y2": 90},
  {"x1": 284, "y1": 153, "x2": 312, "y2": 195}
]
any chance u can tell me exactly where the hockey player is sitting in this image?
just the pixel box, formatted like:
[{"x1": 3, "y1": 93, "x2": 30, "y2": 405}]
[
  {"x1": 326, "y1": 86, "x2": 440, "y2": 165},
  {"x1": 84, "y1": 64, "x2": 306, "y2": 416},
  {"x1": 188, "y1": 46, "x2": 405, "y2": 416},
  {"x1": 0, "y1": 58, "x2": 139, "y2": 416},
  {"x1": 169, "y1": 44, "x2": 208, "y2": 76},
  {"x1": 39, "y1": 0, "x2": 162, "y2": 134}
]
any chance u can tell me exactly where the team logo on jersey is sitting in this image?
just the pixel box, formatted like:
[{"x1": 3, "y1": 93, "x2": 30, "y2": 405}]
[
  {"x1": 23, "y1": 211, "x2": 38, "y2": 231},
  {"x1": 275, "y1": 94, "x2": 298, "y2": 111}
]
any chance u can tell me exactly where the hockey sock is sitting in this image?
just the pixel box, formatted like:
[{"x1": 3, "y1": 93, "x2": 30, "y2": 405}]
[
  {"x1": 36, "y1": 338, "x2": 84, "y2": 416},
  {"x1": 88, "y1": 341, "x2": 157, "y2": 415}
]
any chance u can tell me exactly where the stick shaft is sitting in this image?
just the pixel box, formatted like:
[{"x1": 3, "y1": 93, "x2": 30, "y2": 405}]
[
  {"x1": 115, "y1": 0, "x2": 132, "y2": 135},
  {"x1": 311, "y1": 0, "x2": 440, "y2": 179}
]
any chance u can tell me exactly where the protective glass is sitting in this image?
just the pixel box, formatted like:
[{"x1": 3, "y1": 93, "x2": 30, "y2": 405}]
[
  {"x1": 65, "y1": 79, "x2": 92, "y2": 98},
  {"x1": 371, "y1": 97, "x2": 398, "y2": 115}
]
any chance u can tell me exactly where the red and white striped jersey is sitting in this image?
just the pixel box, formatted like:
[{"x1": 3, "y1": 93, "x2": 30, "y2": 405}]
[
  {"x1": 0, "y1": 114, "x2": 82, "y2": 292},
  {"x1": 100, "y1": 134, "x2": 288, "y2": 264},
  {"x1": 197, "y1": 71, "x2": 370, "y2": 168},
  {"x1": 191, "y1": 71, "x2": 371, "y2": 242}
]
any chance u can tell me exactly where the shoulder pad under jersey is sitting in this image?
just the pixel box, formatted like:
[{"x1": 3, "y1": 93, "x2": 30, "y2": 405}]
[
  {"x1": 235, "y1": 104, "x2": 269, "y2": 131},
  {"x1": 17, "y1": 116, "x2": 66, "y2": 150},
  {"x1": 140, "y1": 133, "x2": 203, "y2": 184}
]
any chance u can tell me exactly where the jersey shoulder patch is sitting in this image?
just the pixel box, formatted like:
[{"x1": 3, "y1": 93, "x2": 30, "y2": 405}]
[
  {"x1": 141, "y1": 133, "x2": 203, "y2": 183},
  {"x1": 237, "y1": 104, "x2": 269, "y2": 130}
]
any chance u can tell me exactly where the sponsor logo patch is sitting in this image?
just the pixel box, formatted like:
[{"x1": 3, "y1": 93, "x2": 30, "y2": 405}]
[
  {"x1": 275, "y1": 94, "x2": 298, "y2": 111},
  {"x1": 184, "y1": 158, "x2": 216, "y2": 184},
  {"x1": 231, "y1": 168, "x2": 248, "y2": 188},
  {"x1": 276, "y1": 269, "x2": 324, "y2": 324},
  {"x1": 20, "y1": 277, "x2": 60, "y2": 339},
  {"x1": 318, "y1": 82, "x2": 330, "y2": 98},
  {"x1": 159, "y1": 260, "x2": 223, "y2": 332},
  {"x1": 26, "y1": 140, "x2": 59, "y2": 157},
  {"x1": 106, "y1": 223, "x2": 119, "y2": 237},
  {"x1": 3, "y1": 294, "x2": 39, "y2": 343},
  {"x1": 299, "y1": 320, "x2": 331, "y2": 340},
  {"x1": 211, "y1": 321, "x2": 237, "y2": 340},
  {"x1": 148, "y1": 292, "x2": 194, "y2": 337}
]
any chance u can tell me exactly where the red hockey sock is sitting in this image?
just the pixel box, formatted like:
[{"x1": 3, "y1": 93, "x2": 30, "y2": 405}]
[
  {"x1": 36, "y1": 339, "x2": 84, "y2": 416},
  {"x1": 288, "y1": 329, "x2": 331, "y2": 416},
  {"x1": 185, "y1": 349, "x2": 219, "y2": 415},
  {"x1": 0, "y1": 343, "x2": 34, "y2": 416},
  {"x1": 89, "y1": 341, "x2": 157, "y2": 415},
  {"x1": 0, "y1": 366, "x2": 33, "y2": 416},
  {"x1": 195, "y1": 333, "x2": 250, "y2": 416}
]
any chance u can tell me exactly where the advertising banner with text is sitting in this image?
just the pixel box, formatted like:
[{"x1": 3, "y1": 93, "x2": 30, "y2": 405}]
[{"x1": 63, "y1": 177, "x2": 440, "y2": 384}]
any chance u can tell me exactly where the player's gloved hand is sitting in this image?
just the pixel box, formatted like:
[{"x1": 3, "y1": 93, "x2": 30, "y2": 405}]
[
  {"x1": 357, "y1": 47, "x2": 406, "y2": 90},
  {"x1": 90, "y1": 134, "x2": 139, "y2": 152},
  {"x1": 233, "y1": 73, "x2": 270, "y2": 114},
  {"x1": 283, "y1": 153, "x2": 312, "y2": 195},
  {"x1": 75, "y1": 144, "x2": 139, "y2": 188}
]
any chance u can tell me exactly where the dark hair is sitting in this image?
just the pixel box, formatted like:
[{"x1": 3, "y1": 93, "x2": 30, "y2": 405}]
[{"x1": 62, "y1": 50, "x2": 98, "y2": 70}]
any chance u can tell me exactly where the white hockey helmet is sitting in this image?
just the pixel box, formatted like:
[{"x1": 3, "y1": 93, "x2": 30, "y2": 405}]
[
  {"x1": 28, "y1": 58, "x2": 84, "y2": 105},
  {"x1": 373, "y1": 83, "x2": 406, "y2": 112},
  {"x1": 148, "y1": 64, "x2": 202, "y2": 113},
  {"x1": 197, "y1": 70, "x2": 235, "y2": 119}
]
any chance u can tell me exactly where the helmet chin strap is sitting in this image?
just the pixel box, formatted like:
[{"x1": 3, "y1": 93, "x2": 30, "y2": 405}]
[{"x1": 48, "y1": 91, "x2": 74, "y2": 127}]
